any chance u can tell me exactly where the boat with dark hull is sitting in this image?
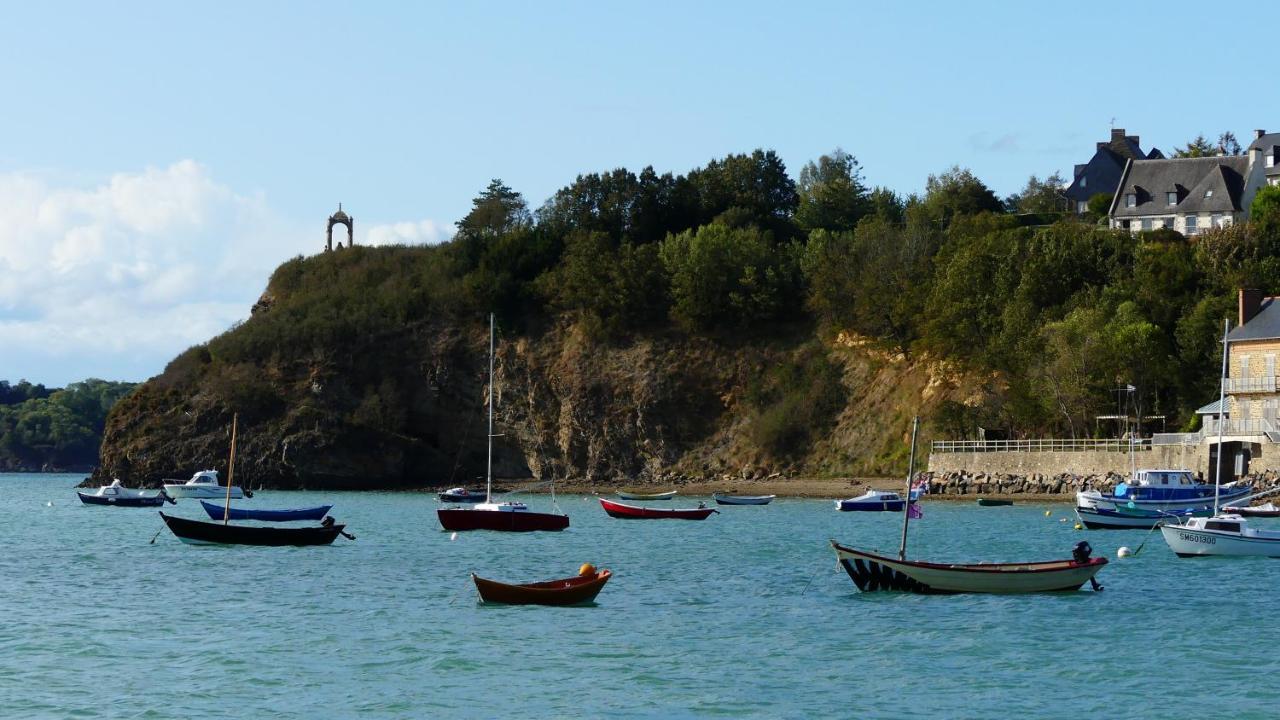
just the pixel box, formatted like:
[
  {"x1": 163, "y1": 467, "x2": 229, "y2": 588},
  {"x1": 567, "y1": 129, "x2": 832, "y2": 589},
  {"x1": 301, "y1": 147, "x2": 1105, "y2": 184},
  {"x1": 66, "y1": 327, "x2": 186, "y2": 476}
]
[
  {"x1": 599, "y1": 498, "x2": 717, "y2": 520},
  {"x1": 712, "y1": 493, "x2": 775, "y2": 506},
  {"x1": 78, "y1": 480, "x2": 174, "y2": 507},
  {"x1": 976, "y1": 498, "x2": 1013, "y2": 507},
  {"x1": 160, "y1": 512, "x2": 346, "y2": 546},
  {"x1": 472, "y1": 568, "x2": 612, "y2": 605},
  {"x1": 832, "y1": 541, "x2": 1108, "y2": 594},
  {"x1": 438, "y1": 488, "x2": 488, "y2": 503},
  {"x1": 1075, "y1": 504, "x2": 1207, "y2": 529},
  {"x1": 199, "y1": 501, "x2": 332, "y2": 522}
]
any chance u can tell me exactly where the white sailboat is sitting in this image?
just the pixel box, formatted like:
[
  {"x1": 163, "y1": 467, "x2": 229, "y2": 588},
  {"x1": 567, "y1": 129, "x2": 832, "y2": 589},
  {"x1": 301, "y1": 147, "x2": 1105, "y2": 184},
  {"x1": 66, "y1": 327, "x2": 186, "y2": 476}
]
[{"x1": 1160, "y1": 318, "x2": 1280, "y2": 557}]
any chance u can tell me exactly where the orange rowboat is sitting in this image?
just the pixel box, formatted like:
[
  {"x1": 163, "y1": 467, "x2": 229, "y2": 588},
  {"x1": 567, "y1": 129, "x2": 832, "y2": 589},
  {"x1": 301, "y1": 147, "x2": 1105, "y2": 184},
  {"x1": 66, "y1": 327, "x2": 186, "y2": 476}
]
[{"x1": 472, "y1": 569, "x2": 612, "y2": 606}]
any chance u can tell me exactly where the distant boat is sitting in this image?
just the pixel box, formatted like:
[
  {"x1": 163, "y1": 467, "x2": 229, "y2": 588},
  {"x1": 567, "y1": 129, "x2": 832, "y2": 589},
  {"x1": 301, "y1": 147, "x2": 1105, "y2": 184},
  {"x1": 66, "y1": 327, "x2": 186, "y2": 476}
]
[
  {"x1": 163, "y1": 470, "x2": 245, "y2": 499},
  {"x1": 472, "y1": 567, "x2": 612, "y2": 606},
  {"x1": 160, "y1": 512, "x2": 347, "y2": 546},
  {"x1": 1222, "y1": 502, "x2": 1280, "y2": 518},
  {"x1": 438, "y1": 488, "x2": 488, "y2": 503},
  {"x1": 831, "y1": 541, "x2": 1108, "y2": 594},
  {"x1": 617, "y1": 490, "x2": 677, "y2": 501},
  {"x1": 835, "y1": 490, "x2": 905, "y2": 512},
  {"x1": 1160, "y1": 514, "x2": 1280, "y2": 557},
  {"x1": 437, "y1": 315, "x2": 569, "y2": 533},
  {"x1": 1076, "y1": 468, "x2": 1249, "y2": 512},
  {"x1": 199, "y1": 500, "x2": 332, "y2": 522},
  {"x1": 78, "y1": 479, "x2": 174, "y2": 507},
  {"x1": 599, "y1": 498, "x2": 717, "y2": 520},
  {"x1": 712, "y1": 493, "x2": 775, "y2": 506},
  {"x1": 1075, "y1": 504, "x2": 1208, "y2": 530},
  {"x1": 976, "y1": 498, "x2": 1013, "y2": 507}
]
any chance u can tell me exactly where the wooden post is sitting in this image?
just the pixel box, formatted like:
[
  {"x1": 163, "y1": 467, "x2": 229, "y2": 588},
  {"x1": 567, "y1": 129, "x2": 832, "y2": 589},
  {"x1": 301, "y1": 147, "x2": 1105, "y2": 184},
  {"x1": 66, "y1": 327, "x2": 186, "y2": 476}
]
[
  {"x1": 224, "y1": 413, "x2": 238, "y2": 524},
  {"x1": 898, "y1": 416, "x2": 920, "y2": 561}
]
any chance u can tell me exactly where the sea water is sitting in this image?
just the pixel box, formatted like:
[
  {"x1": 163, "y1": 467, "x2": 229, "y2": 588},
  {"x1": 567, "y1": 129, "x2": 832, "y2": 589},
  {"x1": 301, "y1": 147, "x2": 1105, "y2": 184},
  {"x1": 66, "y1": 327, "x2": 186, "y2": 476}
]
[{"x1": 3, "y1": 473, "x2": 1278, "y2": 719}]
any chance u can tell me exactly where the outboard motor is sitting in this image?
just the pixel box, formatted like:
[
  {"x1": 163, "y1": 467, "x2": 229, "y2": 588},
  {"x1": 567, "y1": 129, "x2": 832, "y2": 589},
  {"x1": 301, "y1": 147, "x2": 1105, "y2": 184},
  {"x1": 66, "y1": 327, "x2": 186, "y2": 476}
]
[{"x1": 1072, "y1": 540, "x2": 1093, "y2": 564}]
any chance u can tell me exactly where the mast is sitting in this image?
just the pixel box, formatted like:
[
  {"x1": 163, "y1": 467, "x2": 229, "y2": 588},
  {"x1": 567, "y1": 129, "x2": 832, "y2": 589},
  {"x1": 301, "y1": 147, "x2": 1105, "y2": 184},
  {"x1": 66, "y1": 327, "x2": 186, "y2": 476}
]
[
  {"x1": 1214, "y1": 317, "x2": 1230, "y2": 515},
  {"x1": 898, "y1": 416, "x2": 920, "y2": 561},
  {"x1": 486, "y1": 313, "x2": 495, "y2": 504},
  {"x1": 224, "y1": 413, "x2": 238, "y2": 524}
]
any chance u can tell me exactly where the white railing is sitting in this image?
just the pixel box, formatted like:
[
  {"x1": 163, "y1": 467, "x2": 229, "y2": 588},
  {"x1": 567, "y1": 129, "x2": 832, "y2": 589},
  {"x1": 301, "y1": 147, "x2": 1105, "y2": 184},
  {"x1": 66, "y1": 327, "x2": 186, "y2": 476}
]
[
  {"x1": 931, "y1": 439, "x2": 1151, "y2": 453},
  {"x1": 1201, "y1": 418, "x2": 1279, "y2": 436},
  {"x1": 1151, "y1": 432, "x2": 1201, "y2": 446},
  {"x1": 1223, "y1": 376, "x2": 1277, "y2": 393}
]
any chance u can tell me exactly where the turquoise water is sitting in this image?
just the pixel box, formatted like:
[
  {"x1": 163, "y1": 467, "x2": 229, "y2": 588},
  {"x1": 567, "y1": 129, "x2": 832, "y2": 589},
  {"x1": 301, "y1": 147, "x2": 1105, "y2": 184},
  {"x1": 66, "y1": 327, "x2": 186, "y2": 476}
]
[{"x1": 4, "y1": 473, "x2": 1279, "y2": 719}]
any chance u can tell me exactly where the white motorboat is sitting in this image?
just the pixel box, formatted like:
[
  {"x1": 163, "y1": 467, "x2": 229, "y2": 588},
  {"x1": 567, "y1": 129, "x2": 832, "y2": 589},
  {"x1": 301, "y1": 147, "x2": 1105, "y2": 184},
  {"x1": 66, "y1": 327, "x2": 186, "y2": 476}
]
[
  {"x1": 1075, "y1": 468, "x2": 1250, "y2": 512},
  {"x1": 162, "y1": 470, "x2": 244, "y2": 499},
  {"x1": 1159, "y1": 515, "x2": 1280, "y2": 557},
  {"x1": 835, "y1": 489, "x2": 906, "y2": 512},
  {"x1": 77, "y1": 479, "x2": 174, "y2": 507}
]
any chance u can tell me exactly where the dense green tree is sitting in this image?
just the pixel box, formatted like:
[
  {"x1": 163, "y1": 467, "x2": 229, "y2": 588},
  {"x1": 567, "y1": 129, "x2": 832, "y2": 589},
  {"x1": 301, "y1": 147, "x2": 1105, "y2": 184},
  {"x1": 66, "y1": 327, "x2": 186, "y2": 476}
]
[
  {"x1": 1086, "y1": 192, "x2": 1114, "y2": 219},
  {"x1": 453, "y1": 180, "x2": 532, "y2": 270},
  {"x1": 686, "y1": 150, "x2": 799, "y2": 228},
  {"x1": 794, "y1": 149, "x2": 870, "y2": 233},
  {"x1": 1173, "y1": 134, "x2": 1217, "y2": 158},
  {"x1": 866, "y1": 187, "x2": 906, "y2": 224},
  {"x1": 1006, "y1": 172, "x2": 1068, "y2": 214},
  {"x1": 919, "y1": 166, "x2": 1004, "y2": 227}
]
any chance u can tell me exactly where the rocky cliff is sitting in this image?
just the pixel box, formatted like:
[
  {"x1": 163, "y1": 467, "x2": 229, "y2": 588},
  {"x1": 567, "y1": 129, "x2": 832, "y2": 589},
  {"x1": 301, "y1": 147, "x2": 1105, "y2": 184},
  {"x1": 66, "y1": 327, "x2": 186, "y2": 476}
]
[{"x1": 92, "y1": 249, "x2": 986, "y2": 489}]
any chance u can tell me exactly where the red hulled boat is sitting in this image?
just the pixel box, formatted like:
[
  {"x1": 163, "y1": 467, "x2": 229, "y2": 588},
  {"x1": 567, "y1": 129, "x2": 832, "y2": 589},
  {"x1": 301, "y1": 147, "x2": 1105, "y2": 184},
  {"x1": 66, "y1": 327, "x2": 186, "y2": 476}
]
[
  {"x1": 472, "y1": 568, "x2": 612, "y2": 605},
  {"x1": 599, "y1": 498, "x2": 718, "y2": 520}
]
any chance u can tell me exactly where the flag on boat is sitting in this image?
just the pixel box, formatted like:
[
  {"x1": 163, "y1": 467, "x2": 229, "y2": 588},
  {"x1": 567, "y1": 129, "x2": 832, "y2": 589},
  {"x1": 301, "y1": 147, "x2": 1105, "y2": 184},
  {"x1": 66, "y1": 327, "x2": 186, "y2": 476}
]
[{"x1": 907, "y1": 501, "x2": 923, "y2": 519}]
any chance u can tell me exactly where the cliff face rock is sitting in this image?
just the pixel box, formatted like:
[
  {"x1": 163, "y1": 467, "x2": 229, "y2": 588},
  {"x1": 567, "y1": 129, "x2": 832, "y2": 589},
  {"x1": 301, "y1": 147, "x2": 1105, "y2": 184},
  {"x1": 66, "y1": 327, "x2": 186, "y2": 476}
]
[{"x1": 92, "y1": 251, "x2": 987, "y2": 490}]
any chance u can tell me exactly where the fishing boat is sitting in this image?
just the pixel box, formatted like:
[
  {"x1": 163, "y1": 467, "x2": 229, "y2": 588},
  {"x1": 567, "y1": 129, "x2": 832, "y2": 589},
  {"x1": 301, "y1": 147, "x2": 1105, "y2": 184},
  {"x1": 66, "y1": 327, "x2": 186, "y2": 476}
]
[
  {"x1": 976, "y1": 498, "x2": 1013, "y2": 507},
  {"x1": 1075, "y1": 504, "x2": 1209, "y2": 530},
  {"x1": 1160, "y1": 515, "x2": 1280, "y2": 557},
  {"x1": 832, "y1": 541, "x2": 1108, "y2": 594},
  {"x1": 1222, "y1": 502, "x2": 1280, "y2": 518},
  {"x1": 599, "y1": 498, "x2": 717, "y2": 520},
  {"x1": 472, "y1": 566, "x2": 612, "y2": 606},
  {"x1": 712, "y1": 493, "x2": 775, "y2": 506},
  {"x1": 437, "y1": 315, "x2": 569, "y2": 533},
  {"x1": 162, "y1": 470, "x2": 246, "y2": 499},
  {"x1": 1075, "y1": 468, "x2": 1249, "y2": 512},
  {"x1": 160, "y1": 512, "x2": 346, "y2": 546},
  {"x1": 438, "y1": 488, "x2": 488, "y2": 503},
  {"x1": 833, "y1": 417, "x2": 1107, "y2": 594},
  {"x1": 199, "y1": 500, "x2": 332, "y2": 522},
  {"x1": 77, "y1": 479, "x2": 174, "y2": 507},
  {"x1": 835, "y1": 489, "x2": 906, "y2": 512},
  {"x1": 617, "y1": 490, "x2": 677, "y2": 501}
]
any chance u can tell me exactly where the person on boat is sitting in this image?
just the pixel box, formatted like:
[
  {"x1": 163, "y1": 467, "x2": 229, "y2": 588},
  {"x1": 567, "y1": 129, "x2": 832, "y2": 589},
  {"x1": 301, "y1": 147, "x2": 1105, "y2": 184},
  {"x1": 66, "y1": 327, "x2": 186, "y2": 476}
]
[
  {"x1": 1071, "y1": 541, "x2": 1103, "y2": 591},
  {"x1": 321, "y1": 515, "x2": 356, "y2": 540}
]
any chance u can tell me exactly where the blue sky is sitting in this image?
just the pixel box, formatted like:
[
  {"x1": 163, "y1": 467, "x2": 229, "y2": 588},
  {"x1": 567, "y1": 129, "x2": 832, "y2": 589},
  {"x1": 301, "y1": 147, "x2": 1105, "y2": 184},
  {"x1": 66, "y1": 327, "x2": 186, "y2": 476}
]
[{"x1": 2, "y1": 1, "x2": 1276, "y2": 386}]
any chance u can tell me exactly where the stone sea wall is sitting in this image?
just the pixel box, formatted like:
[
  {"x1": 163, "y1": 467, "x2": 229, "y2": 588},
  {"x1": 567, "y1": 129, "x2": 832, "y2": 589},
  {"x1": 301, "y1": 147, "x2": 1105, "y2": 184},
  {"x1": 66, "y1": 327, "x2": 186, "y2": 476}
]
[
  {"x1": 926, "y1": 445, "x2": 1209, "y2": 477},
  {"x1": 919, "y1": 470, "x2": 1280, "y2": 498}
]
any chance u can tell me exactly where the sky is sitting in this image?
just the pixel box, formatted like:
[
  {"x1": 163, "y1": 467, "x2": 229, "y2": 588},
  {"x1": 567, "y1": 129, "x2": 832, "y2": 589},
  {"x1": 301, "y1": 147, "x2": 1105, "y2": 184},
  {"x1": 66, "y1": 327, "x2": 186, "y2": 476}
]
[{"x1": 2, "y1": 1, "x2": 1277, "y2": 387}]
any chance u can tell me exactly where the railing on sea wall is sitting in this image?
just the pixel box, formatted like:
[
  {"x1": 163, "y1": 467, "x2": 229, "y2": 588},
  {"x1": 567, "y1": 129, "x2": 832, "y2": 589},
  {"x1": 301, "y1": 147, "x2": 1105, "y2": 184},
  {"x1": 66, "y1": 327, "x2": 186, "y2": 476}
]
[{"x1": 930, "y1": 439, "x2": 1151, "y2": 453}]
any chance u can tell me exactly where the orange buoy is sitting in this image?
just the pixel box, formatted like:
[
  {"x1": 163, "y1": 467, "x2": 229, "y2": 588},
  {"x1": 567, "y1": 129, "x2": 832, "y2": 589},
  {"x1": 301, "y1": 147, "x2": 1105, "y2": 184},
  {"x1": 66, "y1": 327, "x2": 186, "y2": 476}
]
[{"x1": 579, "y1": 563, "x2": 596, "y2": 576}]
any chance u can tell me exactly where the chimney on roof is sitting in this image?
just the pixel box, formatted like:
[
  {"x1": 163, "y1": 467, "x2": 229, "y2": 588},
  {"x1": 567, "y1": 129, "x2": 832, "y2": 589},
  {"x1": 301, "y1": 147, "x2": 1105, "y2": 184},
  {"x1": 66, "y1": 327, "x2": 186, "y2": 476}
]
[
  {"x1": 1240, "y1": 288, "x2": 1265, "y2": 327},
  {"x1": 1256, "y1": 129, "x2": 1267, "y2": 140},
  {"x1": 1111, "y1": 128, "x2": 1126, "y2": 141}
]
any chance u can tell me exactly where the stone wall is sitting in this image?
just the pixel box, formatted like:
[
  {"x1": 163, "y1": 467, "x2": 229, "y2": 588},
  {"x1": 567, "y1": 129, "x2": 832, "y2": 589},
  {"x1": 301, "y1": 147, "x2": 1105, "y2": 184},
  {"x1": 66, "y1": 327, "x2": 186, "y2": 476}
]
[
  {"x1": 927, "y1": 444, "x2": 1209, "y2": 477},
  {"x1": 920, "y1": 469, "x2": 1280, "y2": 500}
]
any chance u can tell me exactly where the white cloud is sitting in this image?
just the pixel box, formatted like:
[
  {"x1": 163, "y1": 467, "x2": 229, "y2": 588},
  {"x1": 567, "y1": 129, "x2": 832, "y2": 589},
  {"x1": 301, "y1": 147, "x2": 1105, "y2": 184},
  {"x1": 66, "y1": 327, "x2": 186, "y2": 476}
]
[{"x1": 363, "y1": 219, "x2": 454, "y2": 247}]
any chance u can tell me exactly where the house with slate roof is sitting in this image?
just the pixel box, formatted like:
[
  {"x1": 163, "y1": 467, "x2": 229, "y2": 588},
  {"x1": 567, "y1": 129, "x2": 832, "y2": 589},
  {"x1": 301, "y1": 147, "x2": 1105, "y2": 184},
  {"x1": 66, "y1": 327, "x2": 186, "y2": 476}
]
[
  {"x1": 1064, "y1": 128, "x2": 1163, "y2": 215},
  {"x1": 1107, "y1": 143, "x2": 1271, "y2": 235},
  {"x1": 1247, "y1": 129, "x2": 1280, "y2": 188}
]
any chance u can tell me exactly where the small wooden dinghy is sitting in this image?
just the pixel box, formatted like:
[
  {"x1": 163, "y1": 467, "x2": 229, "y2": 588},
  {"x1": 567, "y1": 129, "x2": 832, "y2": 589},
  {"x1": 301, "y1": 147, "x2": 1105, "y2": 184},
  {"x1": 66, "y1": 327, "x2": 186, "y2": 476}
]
[
  {"x1": 713, "y1": 493, "x2": 775, "y2": 506},
  {"x1": 599, "y1": 498, "x2": 717, "y2": 520},
  {"x1": 976, "y1": 498, "x2": 1013, "y2": 507},
  {"x1": 159, "y1": 512, "x2": 347, "y2": 546},
  {"x1": 472, "y1": 568, "x2": 612, "y2": 606},
  {"x1": 617, "y1": 490, "x2": 677, "y2": 501},
  {"x1": 199, "y1": 500, "x2": 333, "y2": 522},
  {"x1": 831, "y1": 541, "x2": 1107, "y2": 594},
  {"x1": 1222, "y1": 502, "x2": 1280, "y2": 518}
]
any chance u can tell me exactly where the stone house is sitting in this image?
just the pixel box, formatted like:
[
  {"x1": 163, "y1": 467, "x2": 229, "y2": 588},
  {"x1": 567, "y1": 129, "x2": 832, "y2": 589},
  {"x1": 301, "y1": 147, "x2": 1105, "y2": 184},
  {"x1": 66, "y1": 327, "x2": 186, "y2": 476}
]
[
  {"x1": 1247, "y1": 129, "x2": 1280, "y2": 188},
  {"x1": 1064, "y1": 128, "x2": 1163, "y2": 215},
  {"x1": 1108, "y1": 138, "x2": 1273, "y2": 235}
]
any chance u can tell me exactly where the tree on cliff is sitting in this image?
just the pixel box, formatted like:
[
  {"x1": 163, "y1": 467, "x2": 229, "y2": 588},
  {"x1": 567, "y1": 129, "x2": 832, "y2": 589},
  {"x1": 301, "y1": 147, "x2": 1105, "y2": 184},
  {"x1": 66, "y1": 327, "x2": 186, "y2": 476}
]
[{"x1": 794, "y1": 149, "x2": 871, "y2": 233}]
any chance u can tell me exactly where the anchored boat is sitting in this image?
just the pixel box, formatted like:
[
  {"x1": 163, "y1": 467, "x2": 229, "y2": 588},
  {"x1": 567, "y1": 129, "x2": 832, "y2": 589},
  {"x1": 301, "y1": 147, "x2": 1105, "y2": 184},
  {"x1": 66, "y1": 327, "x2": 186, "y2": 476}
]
[
  {"x1": 712, "y1": 493, "x2": 775, "y2": 506},
  {"x1": 78, "y1": 479, "x2": 174, "y2": 507},
  {"x1": 835, "y1": 490, "x2": 906, "y2": 512},
  {"x1": 163, "y1": 470, "x2": 246, "y2": 500},
  {"x1": 617, "y1": 490, "x2": 677, "y2": 501},
  {"x1": 472, "y1": 566, "x2": 612, "y2": 606},
  {"x1": 832, "y1": 541, "x2": 1108, "y2": 594},
  {"x1": 160, "y1": 512, "x2": 347, "y2": 546},
  {"x1": 599, "y1": 498, "x2": 717, "y2": 520},
  {"x1": 199, "y1": 500, "x2": 332, "y2": 522}
]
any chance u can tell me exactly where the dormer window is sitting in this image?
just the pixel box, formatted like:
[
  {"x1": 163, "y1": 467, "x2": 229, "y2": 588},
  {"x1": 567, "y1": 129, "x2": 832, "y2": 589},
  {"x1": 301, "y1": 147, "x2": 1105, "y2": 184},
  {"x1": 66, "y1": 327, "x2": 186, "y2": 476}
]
[
  {"x1": 1167, "y1": 192, "x2": 1177, "y2": 206},
  {"x1": 1081, "y1": 176, "x2": 1088, "y2": 188},
  {"x1": 1205, "y1": 189, "x2": 1214, "y2": 199},
  {"x1": 1126, "y1": 193, "x2": 1136, "y2": 208}
]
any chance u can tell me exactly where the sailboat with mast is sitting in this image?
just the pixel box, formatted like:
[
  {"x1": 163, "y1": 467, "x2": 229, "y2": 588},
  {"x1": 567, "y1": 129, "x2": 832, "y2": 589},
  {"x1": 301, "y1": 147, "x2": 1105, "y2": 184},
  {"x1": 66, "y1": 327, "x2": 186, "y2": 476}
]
[
  {"x1": 1160, "y1": 318, "x2": 1280, "y2": 557},
  {"x1": 437, "y1": 314, "x2": 569, "y2": 533},
  {"x1": 832, "y1": 417, "x2": 1107, "y2": 594}
]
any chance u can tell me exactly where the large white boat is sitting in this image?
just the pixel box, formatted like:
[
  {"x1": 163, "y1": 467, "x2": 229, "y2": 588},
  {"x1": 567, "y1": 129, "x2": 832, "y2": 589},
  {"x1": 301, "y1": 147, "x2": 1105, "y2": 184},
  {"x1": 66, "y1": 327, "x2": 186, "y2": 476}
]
[
  {"x1": 1160, "y1": 515, "x2": 1280, "y2": 557},
  {"x1": 1076, "y1": 469, "x2": 1250, "y2": 512},
  {"x1": 163, "y1": 470, "x2": 244, "y2": 499}
]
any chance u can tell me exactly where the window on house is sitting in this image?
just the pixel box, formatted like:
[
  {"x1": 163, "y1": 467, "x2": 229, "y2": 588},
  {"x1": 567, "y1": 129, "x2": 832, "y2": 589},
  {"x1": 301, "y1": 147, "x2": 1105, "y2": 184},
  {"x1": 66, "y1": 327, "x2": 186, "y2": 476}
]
[
  {"x1": 1126, "y1": 193, "x2": 1136, "y2": 207},
  {"x1": 1167, "y1": 192, "x2": 1177, "y2": 205},
  {"x1": 1213, "y1": 212, "x2": 1224, "y2": 227},
  {"x1": 1268, "y1": 154, "x2": 1275, "y2": 168},
  {"x1": 1205, "y1": 189, "x2": 1214, "y2": 199},
  {"x1": 1186, "y1": 215, "x2": 1198, "y2": 234},
  {"x1": 1077, "y1": 200, "x2": 1087, "y2": 213},
  {"x1": 1081, "y1": 176, "x2": 1087, "y2": 188},
  {"x1": 1141, "y1": 218, "x2": 1152, "y2": 231}
]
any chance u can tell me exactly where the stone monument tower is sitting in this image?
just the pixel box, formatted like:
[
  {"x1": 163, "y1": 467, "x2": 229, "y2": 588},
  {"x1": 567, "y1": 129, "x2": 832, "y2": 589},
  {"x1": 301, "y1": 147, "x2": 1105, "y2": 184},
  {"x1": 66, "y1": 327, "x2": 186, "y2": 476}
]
[{"x1": 326, "y1": 204, "x2": 354, "y2": 251}]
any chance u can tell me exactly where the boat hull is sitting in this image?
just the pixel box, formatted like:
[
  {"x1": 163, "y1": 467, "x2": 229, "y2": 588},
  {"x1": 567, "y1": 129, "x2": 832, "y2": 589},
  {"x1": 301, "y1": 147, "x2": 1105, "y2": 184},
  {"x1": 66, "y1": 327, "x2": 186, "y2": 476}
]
[
  {"x1": 437, "y1": 508, "x2": 569, "y2": 532},
  {"x1": 1075, "y1": 505, "x2": 1209, "y2": 530},
  {"x1": 1076, "y1": 484, "x2": 1250, "y2": 511},
  {"x1": 1159, "y1": 523, "x2": 1280, "y2": 557},
  {"x1": 831, "y1": 541, "x2": 1107, "y2": 594},
  {"x1": 164, "y1": 486, "x2": 245, "y2": 499},
  {"x1": 713, "y1": 494, "x2": 775, "y2": 506},
  {"x1": 617, "y1": 491, "x2": 677, "y2": 501},
  {"x1": 199, "y1": 501, "x2": 332, "y2": 522},
  {"x1": 438, "y1": 490, "x2": 488, "y2": 503},
  {"x1": 835, "y1": 500, "x2": 905, "y2": 512},
  {"x1": 599, "y1": 498, "x2": 717, "y2": 520},
  {"x1": 159, "y1": 513, "x2": 344, "y2": 546},
  {"x1": 78, "y1": 491, "x2": 170, "y2": 507},
  {"x1": 1222, "y1": 505, "x2": 1280, "y2": 518},
  {"x1": 472, "y1": 570, "x2": 612, "y2": 606},
  {"x1": 976, "y1": 498, "x2": 1013, "y2": 507}
]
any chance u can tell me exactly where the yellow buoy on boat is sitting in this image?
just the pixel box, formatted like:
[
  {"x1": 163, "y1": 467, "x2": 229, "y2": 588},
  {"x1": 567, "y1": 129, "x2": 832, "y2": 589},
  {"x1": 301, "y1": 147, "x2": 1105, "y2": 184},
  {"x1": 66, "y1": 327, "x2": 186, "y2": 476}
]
[
  {"x1": 1045, "y1": 510, "x2": 1052, "y2": 517},
  {"x1": 1074, "y1": 523, "x2": 1083, "y2": 530},
  {"x1": 579, "y1": 563, "x2": 596, "y2": 576}
]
